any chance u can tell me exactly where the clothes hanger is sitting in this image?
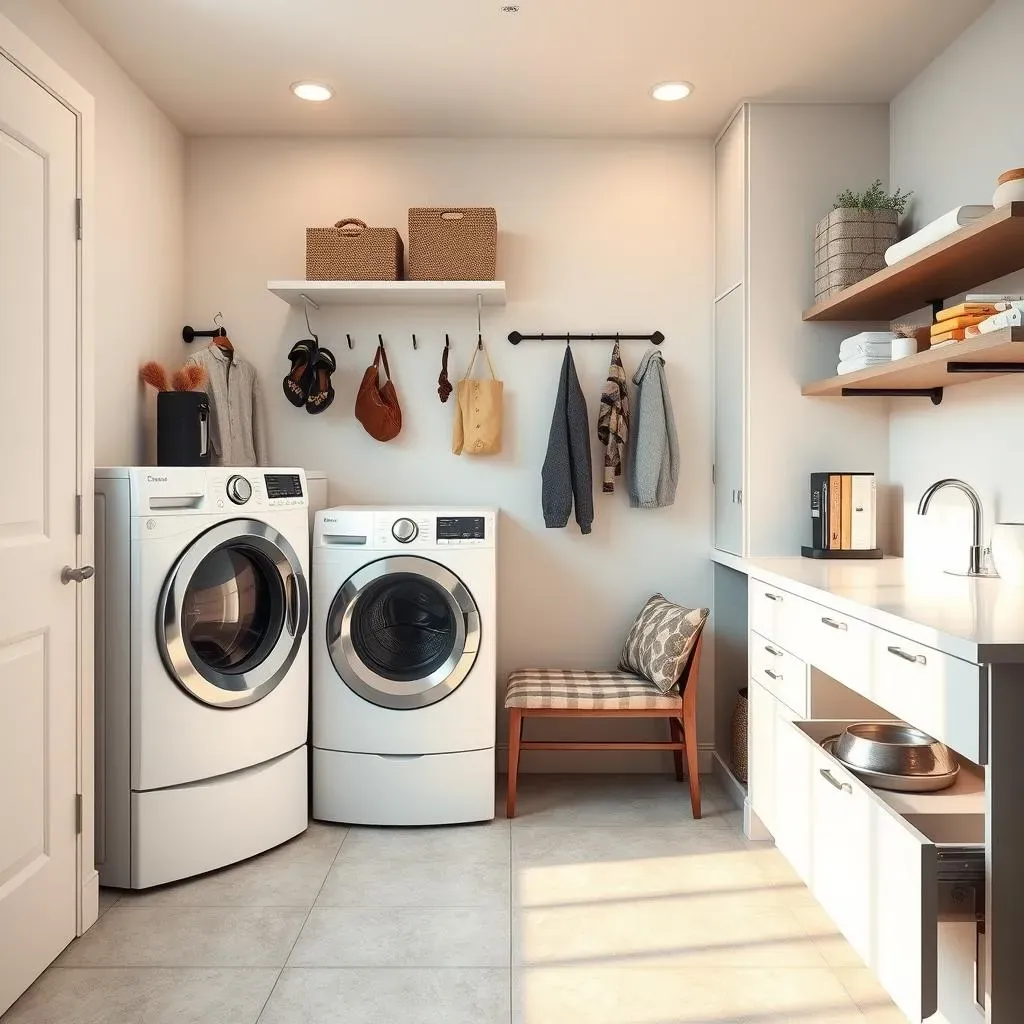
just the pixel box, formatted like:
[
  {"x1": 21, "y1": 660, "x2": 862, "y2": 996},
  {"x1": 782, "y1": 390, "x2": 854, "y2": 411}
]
[
  {"x1": 211, "y1": 311, "x2": 234, "y2": 357},
  {"x1": 302, "y1": 302, "x2": 319, "y2": 345}
]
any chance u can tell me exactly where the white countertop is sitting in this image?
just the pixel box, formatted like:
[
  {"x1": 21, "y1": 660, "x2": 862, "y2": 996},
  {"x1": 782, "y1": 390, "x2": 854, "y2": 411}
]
[{"x1": 712, "y1": 550, "x2": 1024, "y2": 664}]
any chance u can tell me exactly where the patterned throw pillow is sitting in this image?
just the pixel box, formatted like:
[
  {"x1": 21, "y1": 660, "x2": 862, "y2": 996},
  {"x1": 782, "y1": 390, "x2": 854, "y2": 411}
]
[{"x1": 618, "y1": 594, "x2": 709, "y2": 693}]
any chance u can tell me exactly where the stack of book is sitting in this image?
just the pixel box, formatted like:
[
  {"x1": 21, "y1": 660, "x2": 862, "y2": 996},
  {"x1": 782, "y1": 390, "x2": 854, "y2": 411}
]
[
  {"x1": 930, "y1": 293, "x2": 1024, "y2": 348},
  {"x1": 809, "y1": 473, "x2": 877, "y2": 552}
]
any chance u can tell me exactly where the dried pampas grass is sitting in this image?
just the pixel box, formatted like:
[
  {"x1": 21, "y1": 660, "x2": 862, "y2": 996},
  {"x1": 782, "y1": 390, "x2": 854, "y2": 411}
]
[
  {"x1": 171, "y1": 365, "x2": 207, "y2": 392},
  {"x1": 139, "y1": 361, "x2": 169, "y2": 392}
]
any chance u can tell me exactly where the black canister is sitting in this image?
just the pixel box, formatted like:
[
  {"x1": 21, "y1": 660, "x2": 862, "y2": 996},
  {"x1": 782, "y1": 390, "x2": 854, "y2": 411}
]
[{"x1": 157, "y1": 391, "x2": 210, "y2": 466}]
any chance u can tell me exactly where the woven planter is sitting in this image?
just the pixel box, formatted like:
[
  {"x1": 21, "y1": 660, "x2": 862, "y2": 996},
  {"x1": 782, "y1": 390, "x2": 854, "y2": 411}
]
[
  {"x1": 731, "y1": 687, "x2": 749, "y2": 784},
  {"x1": 408, "y1": 207, "x2": 497, "y2": 281},
  {"x1": 814, "y1": 208, "x2": 898, "y2": 301},
  {"x1": 306, "y1": 218, "x2": 403, "y2": 281}
]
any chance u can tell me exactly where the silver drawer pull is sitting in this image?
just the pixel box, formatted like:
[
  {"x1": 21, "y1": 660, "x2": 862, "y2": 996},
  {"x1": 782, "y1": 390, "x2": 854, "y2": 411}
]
[
  {"x1": 764, "y1": 669, "x2": 782, "y2": 681},
  {"x1": 821, "y1": 616, "x2": 848, "y2": 631},
  {"x1": 764, "y1": 645, "x2": 783, "y2": 657},
  {"x1": 820, "y1": 768, "x2": 852, "y2": 794},
  {"x1": 764, "y1": 592, "x2": 783, "y2": 602},
  {"x1": 887, "y1": 645, "x2": 927, "y2": 666}
]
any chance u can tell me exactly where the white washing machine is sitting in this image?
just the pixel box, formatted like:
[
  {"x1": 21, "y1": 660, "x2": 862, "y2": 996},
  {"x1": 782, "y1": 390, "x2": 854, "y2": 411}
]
[
  {"x1": 94, "y1": 466, "x2": 312, "y2": 888},
  {"x1": 312, "y1": 507, "x2": 496, "y2": 825}
]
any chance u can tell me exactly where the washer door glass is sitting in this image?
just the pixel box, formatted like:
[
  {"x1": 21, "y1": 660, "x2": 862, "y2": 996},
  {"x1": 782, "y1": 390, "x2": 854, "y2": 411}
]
[
  {"x1": 328, "y1": 556, "x2": 480, "y2": 709},
  {"x1": 159, "y1": 520, "x2": 309, "y2": 708}
]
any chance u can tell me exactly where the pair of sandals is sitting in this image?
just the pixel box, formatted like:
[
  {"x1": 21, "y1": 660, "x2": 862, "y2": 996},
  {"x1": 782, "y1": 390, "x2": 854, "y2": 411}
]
[{"x1": 283, "y1": 338, "x2": 336, "y2": 414}]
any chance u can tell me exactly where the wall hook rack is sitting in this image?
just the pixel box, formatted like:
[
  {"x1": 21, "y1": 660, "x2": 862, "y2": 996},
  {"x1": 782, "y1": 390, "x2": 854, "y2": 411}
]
[{"x1": 508, "y1": 330, "x2": 665, "y2": 346}]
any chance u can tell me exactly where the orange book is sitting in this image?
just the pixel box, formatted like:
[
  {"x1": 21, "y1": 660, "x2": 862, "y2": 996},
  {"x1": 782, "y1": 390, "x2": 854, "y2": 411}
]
[
  {"x1": 936, "y1": 302, "x2": 998, "y2": 322},
  {"x1": 931, "y1": 314, "x2": 990, "y2": 334},
  {"x1": 828, "y1": 474, "x2": 842, "y2": 550},
  {"x1": 840, "y1": 475, "x2": 853, "y2": 549},
  {"x1": 931, "y1": 328, "x2": 966, "y2": 345}
]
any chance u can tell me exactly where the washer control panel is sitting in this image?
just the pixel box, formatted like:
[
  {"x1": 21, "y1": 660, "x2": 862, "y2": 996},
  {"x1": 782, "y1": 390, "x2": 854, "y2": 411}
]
[
  {"x1": 366, "y1": 510, "x2": 493, "y2": 549},
  {"x1": 436, "y1": 516, "x2": 486, "y2": 542}
]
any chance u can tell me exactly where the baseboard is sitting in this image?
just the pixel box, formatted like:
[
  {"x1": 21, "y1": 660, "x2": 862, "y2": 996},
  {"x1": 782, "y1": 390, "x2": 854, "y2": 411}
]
[
  {"x1": 495, "y1": 742, "x2": 715, "y2": 775},
  {"x1": 711, "y1": 751, "x2": 746, "y2": 809}
]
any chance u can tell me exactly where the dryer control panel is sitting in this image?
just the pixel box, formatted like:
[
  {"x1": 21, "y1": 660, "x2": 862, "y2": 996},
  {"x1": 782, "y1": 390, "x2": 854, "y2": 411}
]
[{"x1": 315, "y1": 508, "x2": 496, "y2": 550}]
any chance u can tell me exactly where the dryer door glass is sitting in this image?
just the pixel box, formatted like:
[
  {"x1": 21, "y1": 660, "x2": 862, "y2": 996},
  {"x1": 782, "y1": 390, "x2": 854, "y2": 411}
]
[
  {"x1": 328, "y1": 555, "x2": 480, "y2": 710},
  {"x1": 158, "y1": 519, "x2": 310, "y2": 708}
]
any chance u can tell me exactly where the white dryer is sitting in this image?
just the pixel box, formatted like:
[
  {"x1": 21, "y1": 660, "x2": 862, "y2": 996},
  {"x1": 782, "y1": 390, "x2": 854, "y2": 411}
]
[
  {"x1": 95, "y1": 467, "x2": 312, "y2": 888},
  {"x1": 312, "y1": 507, "x2": 496, "y2": 825}
]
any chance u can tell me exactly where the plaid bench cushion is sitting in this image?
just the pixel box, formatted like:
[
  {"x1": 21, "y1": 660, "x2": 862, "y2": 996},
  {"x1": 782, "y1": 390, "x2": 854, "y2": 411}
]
[{"x1": 505, "y1": 669, "x2": 682, "y2": 710}]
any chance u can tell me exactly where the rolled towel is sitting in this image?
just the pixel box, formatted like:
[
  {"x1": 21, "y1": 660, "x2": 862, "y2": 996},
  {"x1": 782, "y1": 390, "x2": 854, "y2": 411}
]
[
  {"x1": 839, "y1": 331, "x2": 895, "y2": 361},
  {"x1": 837, "y1": 355, "x2": 892, "y2": 375},
  {"x1": 885, "y1": 206, "x2": 993, "y2": 266}
]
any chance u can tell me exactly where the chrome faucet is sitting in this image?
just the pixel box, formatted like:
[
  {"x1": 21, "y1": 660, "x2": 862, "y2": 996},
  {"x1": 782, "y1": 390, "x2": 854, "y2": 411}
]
[{"x1": 917, "y1": 478, "x2": 998, "y2": 577}]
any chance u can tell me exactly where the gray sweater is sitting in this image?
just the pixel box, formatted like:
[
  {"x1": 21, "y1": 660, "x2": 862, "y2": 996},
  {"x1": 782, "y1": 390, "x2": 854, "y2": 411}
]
[
  {"x1": 628, "y1": 349, "x2": 679, "y2": 508},
  {"x1": 542, "y1": 347, "x2": 593, "y2": 534},
  {"x1": 185, "y1": 344, "x2": 267, "y2": 467}
]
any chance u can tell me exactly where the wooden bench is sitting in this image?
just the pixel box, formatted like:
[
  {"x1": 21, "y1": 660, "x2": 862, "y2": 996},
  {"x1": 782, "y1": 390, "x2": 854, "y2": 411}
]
[{"x1": 504, "y1": 632, "x2": 704, "y2": 819}]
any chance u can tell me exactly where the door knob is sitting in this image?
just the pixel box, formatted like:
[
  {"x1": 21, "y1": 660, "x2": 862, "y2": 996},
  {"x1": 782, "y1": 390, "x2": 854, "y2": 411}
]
[{"x1": 61, "y1": 565, "x2": 95, "y2": 585}]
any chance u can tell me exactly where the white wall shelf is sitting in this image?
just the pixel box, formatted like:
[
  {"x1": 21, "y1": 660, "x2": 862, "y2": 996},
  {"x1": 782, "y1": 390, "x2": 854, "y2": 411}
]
[{"x1": 267, "y1": 280, "x2": 506, "y2": 307}]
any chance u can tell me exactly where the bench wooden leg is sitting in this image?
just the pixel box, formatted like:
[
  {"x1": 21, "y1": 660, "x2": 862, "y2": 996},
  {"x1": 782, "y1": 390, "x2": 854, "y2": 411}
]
[
  {"x1": 681, "y1": 710, "x2": 701, "y2": 819},
  {"x1": 506, "y1": 708, "x2": 523, "y2": 819},
  {"x1": 669, "y1": 718, "x2": 684, "y2": 782}
]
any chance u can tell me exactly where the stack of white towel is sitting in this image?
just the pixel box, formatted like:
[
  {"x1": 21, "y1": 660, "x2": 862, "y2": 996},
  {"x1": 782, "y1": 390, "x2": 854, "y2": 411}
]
[{"x1": 837, "y1": 332, "x2": 894, "y2": 375}]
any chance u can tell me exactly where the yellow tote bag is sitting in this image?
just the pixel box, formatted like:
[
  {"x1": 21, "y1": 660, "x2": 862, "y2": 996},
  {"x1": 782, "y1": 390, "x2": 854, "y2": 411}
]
[{"x1": 452, "y1": 341, "x2": 503, "y2": 456}]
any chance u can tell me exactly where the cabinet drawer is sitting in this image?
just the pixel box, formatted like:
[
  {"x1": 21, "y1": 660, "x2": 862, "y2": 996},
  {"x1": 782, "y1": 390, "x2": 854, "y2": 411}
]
[
  {"x1": 749, "y1": 580, "x2": 807, "y2": 657},
  {"x1": 800, "y1": 599, "x2": 872, "y2": 693},
  {"x1": 750, "y1": 631, "x2": 807, "y2": 716},
  {"x1": 869, "y1": 630, "x2": 986, "y2": 764},
  {"x1": 777, "y1": 718, "x2": 983, "y2": 1023}
]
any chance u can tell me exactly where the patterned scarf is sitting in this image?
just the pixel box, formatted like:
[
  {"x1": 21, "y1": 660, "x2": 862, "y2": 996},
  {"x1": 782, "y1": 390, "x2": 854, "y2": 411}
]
[{"x1": 597, "y1": 341, "x2": 629, "y2": 493}]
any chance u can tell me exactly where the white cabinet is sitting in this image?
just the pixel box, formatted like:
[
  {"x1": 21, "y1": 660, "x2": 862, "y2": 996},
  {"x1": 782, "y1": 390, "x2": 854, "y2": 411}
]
[
  {"x1": 747, "y1": 678, "x2": 778, "y2": 836},
  {"x1": 710, "y1": 102, "x2": 890, "y2": 557}
]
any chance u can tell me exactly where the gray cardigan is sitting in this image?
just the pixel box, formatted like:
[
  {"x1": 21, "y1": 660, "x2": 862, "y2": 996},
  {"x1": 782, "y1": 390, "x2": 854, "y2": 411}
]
[
  {"x1": 542, "y1": 347, "x2": 594, "y2": 534},
  {"x1": 185, "y1": 344, "x2": 267, "y2": 467},
  {"x1": 628, "y1": 349, "x2": 679, "y2": 508}
]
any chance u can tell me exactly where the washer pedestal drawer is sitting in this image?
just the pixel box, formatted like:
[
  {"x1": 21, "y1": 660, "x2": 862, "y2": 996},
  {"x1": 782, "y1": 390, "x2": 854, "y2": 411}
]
[
  {"x1": 313, "y1": 746, "x2": 495, "y2": 825},
  {"x1": 127, "y1": 745, "x2": 308, "y2": 889}
]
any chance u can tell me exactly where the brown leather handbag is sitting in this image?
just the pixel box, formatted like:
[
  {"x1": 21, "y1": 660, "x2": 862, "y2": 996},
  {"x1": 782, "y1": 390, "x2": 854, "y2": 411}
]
[{"x1": 355, "y1": 339, "x2": 402, "y2": 441}]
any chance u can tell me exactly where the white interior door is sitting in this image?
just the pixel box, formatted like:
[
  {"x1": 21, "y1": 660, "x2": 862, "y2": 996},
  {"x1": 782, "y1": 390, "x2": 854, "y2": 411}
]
[{"x1": 0, "y1": 52, "x2": 81, "y2": 1014}]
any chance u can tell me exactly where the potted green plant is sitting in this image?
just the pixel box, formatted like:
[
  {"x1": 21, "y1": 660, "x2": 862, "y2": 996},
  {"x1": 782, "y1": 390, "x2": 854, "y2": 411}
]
[{"x1": 814, "y1": 180, "x2": 913, "y2": 301}]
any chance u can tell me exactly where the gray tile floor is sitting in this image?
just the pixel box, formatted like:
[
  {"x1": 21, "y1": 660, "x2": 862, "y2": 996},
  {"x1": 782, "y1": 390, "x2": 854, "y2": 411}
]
[{"x1": 2, "y1": 775, "x2": 906, "y2": 1023}]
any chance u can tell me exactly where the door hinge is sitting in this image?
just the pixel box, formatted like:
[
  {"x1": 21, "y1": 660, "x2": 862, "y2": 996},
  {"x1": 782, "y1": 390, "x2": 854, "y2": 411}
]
[
  {"x1": 75, "y1": 198, "x2": 83, "y2": 241},
  {"x1": 75, "y1": 794, "x2": 83, "y2": 834},
  {"x1": 75, "y1": 494, "x2": 83, "y2": 535}
]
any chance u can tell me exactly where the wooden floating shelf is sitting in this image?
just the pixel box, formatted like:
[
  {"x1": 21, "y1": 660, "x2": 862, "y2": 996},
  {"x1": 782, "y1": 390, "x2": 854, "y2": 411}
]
[
  {"x1": 802, "y1": 327, "x2": 1024, "y2": 401},
  {"x1": 267, "y1": 280, "x2": 506, "y2": 307},
  {"x1": 803, "y1": 203, "x2": 1024, "y2": 322}
]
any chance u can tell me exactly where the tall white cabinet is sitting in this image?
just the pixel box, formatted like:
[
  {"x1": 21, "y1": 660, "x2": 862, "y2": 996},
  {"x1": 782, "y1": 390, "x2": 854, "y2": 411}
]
[{"x1": 712, "y1": 102, "x2": 892, "y2": 558}]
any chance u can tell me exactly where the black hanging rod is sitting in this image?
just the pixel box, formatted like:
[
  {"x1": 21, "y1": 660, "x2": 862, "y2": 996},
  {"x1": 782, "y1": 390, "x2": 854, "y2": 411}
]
[
  {"x1": 946, "y1": 361, "x2": 1024, "y2": 374},
  {"x1": 508, "y1": 330, "x2": 664, "y2": 346},
  {"x1": 182, "y1": 325, "x2": 227, "y2": 344}
]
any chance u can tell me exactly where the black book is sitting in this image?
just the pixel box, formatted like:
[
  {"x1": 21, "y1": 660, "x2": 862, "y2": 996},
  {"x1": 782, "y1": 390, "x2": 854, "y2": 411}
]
[{"x1": 810, "y1": 472, "x2": 830, "y2": 550}]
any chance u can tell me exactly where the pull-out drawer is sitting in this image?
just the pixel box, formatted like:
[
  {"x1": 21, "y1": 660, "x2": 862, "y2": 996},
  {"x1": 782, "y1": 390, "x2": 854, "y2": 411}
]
[
  {"x1": 749, "y1": 580, "x2": 807, "y2": 658},
  {"x1": 749, "y1": 631, "x2": 807, "y2": 716},
  {"x1": 776, "y1": 718, "x2": 984, "y2": 1023},
  {"x1": 799, "y1": 598, "x2": 872, "y2": 694},
  {"x1": 869, "y1": 629, "x2": 987, "y2": 764}
]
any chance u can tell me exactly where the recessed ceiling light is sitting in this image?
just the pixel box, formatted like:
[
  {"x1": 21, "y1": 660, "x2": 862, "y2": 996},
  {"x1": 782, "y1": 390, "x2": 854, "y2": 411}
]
[
  {"x1": 291, "y1": 81, "x2": 333, "y2": 102},
  {"x1": 651, "y1": 81, "x2": 694, "y2": 102}
]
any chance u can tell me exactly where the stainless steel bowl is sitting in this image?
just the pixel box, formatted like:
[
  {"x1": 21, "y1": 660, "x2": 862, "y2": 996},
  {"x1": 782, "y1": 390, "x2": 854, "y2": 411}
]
[
  {"x1": 821, "y1": 737, "x2": 959, "y2": 793},
  {"x1": 832, "y1": 722, "x2": 958, "y2": 777}
]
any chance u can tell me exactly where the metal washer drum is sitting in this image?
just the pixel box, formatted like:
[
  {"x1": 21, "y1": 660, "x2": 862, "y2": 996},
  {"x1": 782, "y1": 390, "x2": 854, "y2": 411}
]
[
  {"x1": 157, "y1": 518, "x2": 309, "y2": 709},
  {"x1": 327, "y1": 554, "x2": 482, "y2": 710}
]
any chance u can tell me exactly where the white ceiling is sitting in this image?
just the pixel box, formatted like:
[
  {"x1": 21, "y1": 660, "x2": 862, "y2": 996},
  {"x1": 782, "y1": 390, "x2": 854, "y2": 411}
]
[{"x1": 62, "y1": 0, "x2": 990, "y2": 137}]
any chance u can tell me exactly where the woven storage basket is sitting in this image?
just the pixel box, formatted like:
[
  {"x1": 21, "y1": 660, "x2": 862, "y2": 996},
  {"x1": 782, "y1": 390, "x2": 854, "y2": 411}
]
[
  {"x1": 731, "y1": 687, "x2": 749, "y2": 784},
  {"x1": 306, "y1": 218, "x2": 403, "y2": 281},
  {"x1": 814, "y1": 208, "x2": 897, "y2": 301},
  {"x1": 407, "y1": 207, "x2": 497, "y2": 281}
]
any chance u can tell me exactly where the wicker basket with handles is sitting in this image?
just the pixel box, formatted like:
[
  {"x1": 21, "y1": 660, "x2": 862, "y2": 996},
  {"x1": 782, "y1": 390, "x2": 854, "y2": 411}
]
[
  {"x1": 407, "y1": 207, "x2": 497, "y2": 281},
  {"x1": 306, "y1": 218, "x2": 404, "y2": 281}
]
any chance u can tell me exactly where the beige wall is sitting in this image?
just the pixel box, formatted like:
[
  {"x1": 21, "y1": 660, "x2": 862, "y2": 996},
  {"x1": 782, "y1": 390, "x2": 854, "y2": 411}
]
[
  {"x1": 888, "y1": 0, "x2": 1024, "y2": 567},
  {"x1": 184, "y1": 136, "x2": 716, "y2": 764},
  {"x1": 0, "y1": 0, "x2": 184, "y2": 466}
]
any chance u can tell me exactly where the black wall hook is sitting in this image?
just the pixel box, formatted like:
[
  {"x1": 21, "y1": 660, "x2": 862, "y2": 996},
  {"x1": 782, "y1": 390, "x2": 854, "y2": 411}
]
[
  {"x1": 181, "y1": 324, "x2": 226, "y2": 344},
  {"x1": 346, "y1": 333, "x2": 354, "y2": 350},
  {"x1": 412, "y1": 333, "x2": 418, "y2": 350}
]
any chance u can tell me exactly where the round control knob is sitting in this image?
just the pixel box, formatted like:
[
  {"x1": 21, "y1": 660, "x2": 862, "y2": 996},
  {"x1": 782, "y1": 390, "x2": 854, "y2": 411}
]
[
  {"x1": 226, "y1": 475, "x2": 252, "y2": 505},
  {"x1": 392, "y1": 517, "x2": 418, "y2": 544}
]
